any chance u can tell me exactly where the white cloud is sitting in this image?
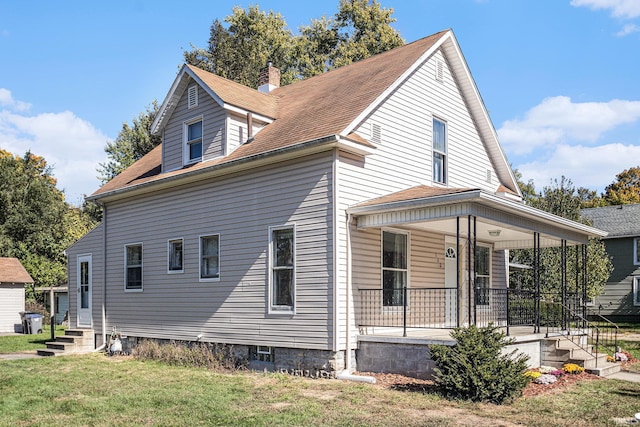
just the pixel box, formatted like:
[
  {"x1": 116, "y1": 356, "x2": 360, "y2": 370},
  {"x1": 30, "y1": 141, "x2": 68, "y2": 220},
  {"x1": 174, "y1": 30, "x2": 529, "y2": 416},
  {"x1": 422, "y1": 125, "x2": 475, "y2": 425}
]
[
  {"x1": 0, "y1": 93, "x2": 109, "y2": 205},
  {"x1": 616, "y1": 23, "x2": 640, "y2": 36},
  {"x1": 570, "y1": 0, "x2": 640, "y2": 19},
  {"x1": 0, "y1": 88, "x2": 31, "y2": 111},
  {"x1": 497, "y1": 96, "x2": 640, "y2": 155},
  {"x1": 515, "y1": 143, "x2": 640, "y2": 192}
]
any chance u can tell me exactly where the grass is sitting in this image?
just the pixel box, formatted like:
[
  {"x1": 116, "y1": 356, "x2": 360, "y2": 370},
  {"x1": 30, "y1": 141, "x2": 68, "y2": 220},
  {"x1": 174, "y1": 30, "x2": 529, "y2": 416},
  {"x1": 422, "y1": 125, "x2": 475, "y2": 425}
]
[
  {"x1": 1, "y1": 355, "x2": 640, "y2": 426},
  {"x1": 0, "y1": 325, "x2": 66, "y2": 353}
]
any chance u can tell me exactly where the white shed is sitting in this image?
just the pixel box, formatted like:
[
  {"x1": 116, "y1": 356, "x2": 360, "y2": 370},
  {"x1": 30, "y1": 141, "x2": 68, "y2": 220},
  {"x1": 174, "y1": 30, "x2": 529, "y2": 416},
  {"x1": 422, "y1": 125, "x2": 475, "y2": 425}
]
[{"x1": 0, "y1": 257, "x2": 33, "y2": 333}]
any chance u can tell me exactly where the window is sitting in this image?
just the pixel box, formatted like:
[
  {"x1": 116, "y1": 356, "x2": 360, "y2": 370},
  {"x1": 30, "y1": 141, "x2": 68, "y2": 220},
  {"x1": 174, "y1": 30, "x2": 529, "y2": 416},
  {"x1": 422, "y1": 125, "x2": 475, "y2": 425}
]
[
  {"x1": 475, "y1": 245, "x2": 491, "y2": 306},
  {"x1": 270, "y1": 226, "x2": 295, "y2": 311},
  {"x1": 382, "y1": 230, "x2": 408, "y2": 307},
  {"x1": 433, "y1": 118, "x2": 447, "y2": 184},
  {"x1": 125, "y1": 244, "x2": 143, "y2": 291},
  {"x1": 185, "y1": 118, "x2": 203, "y2": 163},
  {"x1": 635, "y1": 238, "x2": 640, "y2": 265},
  {"x1": 188, "y1": 85, "x2": 198, "y2": 109},
  {"x1": 633, "y1": 277, "x2": 640, "y2": 307},
  {"x1": 200, "y1": 235, "x2": 220, "y2": 280},
  {"x1": 168, "y1": 239, "x2": 184, "y2": 273},
  {"x1": 250, "y1": 345, "x2": 274, "y2": 362}
]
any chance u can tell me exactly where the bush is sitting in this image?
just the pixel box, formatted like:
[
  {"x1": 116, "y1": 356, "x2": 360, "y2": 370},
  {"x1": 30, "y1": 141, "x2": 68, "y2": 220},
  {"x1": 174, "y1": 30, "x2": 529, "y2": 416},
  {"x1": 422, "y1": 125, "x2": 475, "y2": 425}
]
[
  {"x1": 131, "y1": 339, "x2": 247, "y2": 371},
  {"x1": 429, "y1": 324, "x2": 530, "y2": 404}
]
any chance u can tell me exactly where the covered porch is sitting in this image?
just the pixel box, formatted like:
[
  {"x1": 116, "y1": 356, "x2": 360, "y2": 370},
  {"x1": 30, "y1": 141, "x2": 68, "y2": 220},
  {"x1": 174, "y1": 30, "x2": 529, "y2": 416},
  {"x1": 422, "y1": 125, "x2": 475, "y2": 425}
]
[{"x1": 347, "y1": 186, "x2": 607, "y2": 340}]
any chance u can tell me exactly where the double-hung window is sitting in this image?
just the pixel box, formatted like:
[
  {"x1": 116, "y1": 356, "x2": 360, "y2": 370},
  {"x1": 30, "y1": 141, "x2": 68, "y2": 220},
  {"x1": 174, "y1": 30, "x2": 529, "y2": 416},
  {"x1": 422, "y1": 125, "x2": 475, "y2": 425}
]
[
  {"x1": 634, "y1": 238, "x2": 640, "y2": 265},
  {"x1": 475, "y1": 245, "x2": 491, "y2": 306},
  {"x1": 382, "y1": 230, "x2": 408, "y2": 307},
  {"x1": 270, "y1": 226, "x2": 295, "y2": 312},
  {"x1": 633, "y1": 277, "x2": 640, "y2": 307},
  {"x1": 125, "y1": 243, "x2": 143, "y2": 291},
  {"x1": 200, "y1": 235, "x2": 220, "y2": 280},
  {"x1": 185, "y1": 118, "x2": 203, "y2": 164},
  {"x1": 433, "y1": 118, "x2": 447, "y2": 184},
  {"x1": 168, "y1": 238, "x2": 183, "y2": 273}
]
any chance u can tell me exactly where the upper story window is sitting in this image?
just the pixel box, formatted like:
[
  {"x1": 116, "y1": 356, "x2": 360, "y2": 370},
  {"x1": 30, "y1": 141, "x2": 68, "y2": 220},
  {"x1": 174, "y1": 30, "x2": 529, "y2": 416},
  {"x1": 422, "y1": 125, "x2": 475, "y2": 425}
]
[
  {"x1": 635, "y1": 238, "x2": 640, "y2": 265},
  {"x1": 270, "y1": 225, "x2": 295, "y2": 312},
  {"x1": 168, "y1": 238, "x2": 184, "y2": 273},
  {"x1": 185, "y1": 118, "x2": 203, "y2": 164},
  {"x1": 125, "y1": 243, "x2": 143, "y2": 291},
  {"x1": 433, "y1": 118, "x2": 447, "y2": 184}
]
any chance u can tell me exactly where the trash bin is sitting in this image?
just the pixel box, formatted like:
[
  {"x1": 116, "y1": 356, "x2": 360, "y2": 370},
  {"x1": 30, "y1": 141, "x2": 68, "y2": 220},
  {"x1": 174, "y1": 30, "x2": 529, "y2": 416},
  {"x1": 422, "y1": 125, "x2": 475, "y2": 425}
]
[{"x1": 19, "y1": 312, "x2": 43, "y2": 334}]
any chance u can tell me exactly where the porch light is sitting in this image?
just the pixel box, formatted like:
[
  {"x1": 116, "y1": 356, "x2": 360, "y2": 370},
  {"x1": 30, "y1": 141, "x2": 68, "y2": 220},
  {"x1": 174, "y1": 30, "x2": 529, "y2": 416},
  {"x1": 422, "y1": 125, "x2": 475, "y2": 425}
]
[{"x1": 488, "y1": 229, "x2": 501, "y2": 237}]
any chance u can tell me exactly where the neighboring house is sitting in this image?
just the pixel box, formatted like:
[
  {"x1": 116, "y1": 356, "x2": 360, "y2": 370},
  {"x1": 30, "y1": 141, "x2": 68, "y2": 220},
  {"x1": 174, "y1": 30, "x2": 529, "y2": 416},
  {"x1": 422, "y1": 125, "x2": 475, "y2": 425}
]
[
  {"x1": 0, "y1": 257, "x2": 33, "y2": 333},
  {"x1": 36, "y1": 286, "x2": 69, "y2": 325},
  {"x1": 67, "y1": 30, "x2": 606, "y2": 377},
  {"x1": 582, "y1": 204, "x2": 640, "y2": 322}
]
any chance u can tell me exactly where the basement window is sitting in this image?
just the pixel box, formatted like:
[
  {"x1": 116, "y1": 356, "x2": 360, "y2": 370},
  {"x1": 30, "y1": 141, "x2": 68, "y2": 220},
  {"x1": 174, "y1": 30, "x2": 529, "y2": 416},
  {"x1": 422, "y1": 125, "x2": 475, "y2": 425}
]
[{"x1": 251, "y1": 345, "x2": 274, "y2": 362}]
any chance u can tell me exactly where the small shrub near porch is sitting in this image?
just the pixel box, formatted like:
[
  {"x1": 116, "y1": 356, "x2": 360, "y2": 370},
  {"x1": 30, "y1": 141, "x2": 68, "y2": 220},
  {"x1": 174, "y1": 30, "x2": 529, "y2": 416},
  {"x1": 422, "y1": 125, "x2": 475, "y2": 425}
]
[{"x1": 429, "y1": 324, "x2": 530, "y2": 404}]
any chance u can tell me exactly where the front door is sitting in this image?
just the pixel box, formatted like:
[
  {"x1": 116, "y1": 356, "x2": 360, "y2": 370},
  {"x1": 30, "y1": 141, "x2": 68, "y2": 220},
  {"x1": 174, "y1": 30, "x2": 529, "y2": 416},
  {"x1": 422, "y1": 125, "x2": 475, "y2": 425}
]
[{"x1": 77, "y1": 255, "x2": 92, "y2": 327}]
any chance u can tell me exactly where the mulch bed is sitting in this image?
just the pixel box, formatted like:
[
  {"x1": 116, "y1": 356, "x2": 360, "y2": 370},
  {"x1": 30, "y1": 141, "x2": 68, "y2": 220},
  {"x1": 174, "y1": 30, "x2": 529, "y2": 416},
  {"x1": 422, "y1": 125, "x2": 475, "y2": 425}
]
[{"x1": 355, "y1": 370, "x2": 604, "y2": 397}]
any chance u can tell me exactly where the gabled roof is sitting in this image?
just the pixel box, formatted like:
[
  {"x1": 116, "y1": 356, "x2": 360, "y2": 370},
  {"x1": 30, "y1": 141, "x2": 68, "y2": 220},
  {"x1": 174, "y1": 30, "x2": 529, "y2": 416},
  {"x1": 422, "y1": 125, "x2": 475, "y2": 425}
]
[
  {"x1": 581, "y1": 203, "x2": 640, "y2": 238},
  {"x1": 0, "y1": 257, "x2": 33, "y2": 285},
  {"x1": 91, "y1": 29, "x2": 520, "y2": 200}
]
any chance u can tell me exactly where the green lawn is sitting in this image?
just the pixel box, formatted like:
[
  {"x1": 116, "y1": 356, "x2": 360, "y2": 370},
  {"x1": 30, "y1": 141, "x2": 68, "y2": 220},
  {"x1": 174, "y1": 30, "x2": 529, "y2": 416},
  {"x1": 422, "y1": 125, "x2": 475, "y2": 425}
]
[
  {"x1": 0, "y1": 325, "x2": 66, "y2": 353},
  {"x1": 1, "y1": 355, "x2": 640, "y2": 427}
]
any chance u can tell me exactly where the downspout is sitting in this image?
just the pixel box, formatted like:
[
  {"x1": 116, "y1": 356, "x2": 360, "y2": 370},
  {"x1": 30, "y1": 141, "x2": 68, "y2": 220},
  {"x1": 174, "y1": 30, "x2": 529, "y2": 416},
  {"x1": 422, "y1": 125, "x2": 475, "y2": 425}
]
[
  {"x1": 101, "y1": 203, "x2": 107, "y2": 349},
  {"x1": 345, "y1": 212, "x2": 353, "y2": 372}
]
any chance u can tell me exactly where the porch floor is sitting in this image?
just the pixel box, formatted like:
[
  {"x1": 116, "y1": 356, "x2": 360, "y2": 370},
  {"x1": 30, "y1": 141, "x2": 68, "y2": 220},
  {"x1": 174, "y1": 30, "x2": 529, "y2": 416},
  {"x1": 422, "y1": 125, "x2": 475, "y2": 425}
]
[{"x1": 357, "y1": 326, "x2": 547, "y2": 345}]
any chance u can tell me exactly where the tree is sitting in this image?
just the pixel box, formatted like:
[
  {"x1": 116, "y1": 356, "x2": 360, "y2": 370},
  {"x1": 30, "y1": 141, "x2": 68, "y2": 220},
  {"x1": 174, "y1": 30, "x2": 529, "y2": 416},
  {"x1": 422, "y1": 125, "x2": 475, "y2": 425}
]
[
  {"x1": 603, "y1": 166, "x2": 640, "y2": 205},
  {"x1": 97, "y1": 101, "x2": 161, "y2": 183},
  {"x1": 510, "y1": 176, "x2": 613, "y2": 299},
  {"x1": 0, "y1": 150, "x2": 98, "y2": 298}
]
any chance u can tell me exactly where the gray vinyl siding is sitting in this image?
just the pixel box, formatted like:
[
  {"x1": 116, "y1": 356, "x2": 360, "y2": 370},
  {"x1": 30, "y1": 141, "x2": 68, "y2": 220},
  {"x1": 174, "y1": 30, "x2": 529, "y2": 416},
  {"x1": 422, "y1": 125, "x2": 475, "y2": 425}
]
[
  {"x1": 492, "y1": 248, "x2": 507, "y2": 289},
  {"x1": 337, "y1": 48, "x2": 502, "y2": 349},
  {"x1": 67, "y1": 223, "x2": 104, "y2": 340},
  {"x1": 162, "y1": 77, "x2": 226, "y2": 170},
  {"x1": 101, "y1": 153, "x2": 334, "y2": 349},
  {"x1": 593, "y1": 237, "x2": 640, "y2": 318}
]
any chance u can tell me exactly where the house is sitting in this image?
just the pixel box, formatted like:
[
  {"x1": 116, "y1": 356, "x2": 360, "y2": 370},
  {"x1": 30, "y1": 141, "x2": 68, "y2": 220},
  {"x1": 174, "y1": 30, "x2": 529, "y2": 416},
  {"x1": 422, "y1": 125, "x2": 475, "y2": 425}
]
[
  {"x1": 66, "y1": 29, "x2": 608, "y2": 377},
  {"x1": 582, "y1": 204, "x2": 640, "y2": 322},
  {"x1": 35, "y1": 286, "x2": 69, "y2": 325},
  {"x1": 0, "y1": 257, "x2": 33, "y2": 333}
]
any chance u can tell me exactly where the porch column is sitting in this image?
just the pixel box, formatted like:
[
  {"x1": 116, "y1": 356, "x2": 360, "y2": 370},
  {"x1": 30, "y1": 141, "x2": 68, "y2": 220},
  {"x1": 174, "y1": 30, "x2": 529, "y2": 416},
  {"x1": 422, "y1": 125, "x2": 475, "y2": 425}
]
[
  {"x1": 561, "y1": 239, "x2": 567, "y2": 330},
  {"x1": 456, "y1": 216, "x2": 460, "y2": 328},
  {"x1": 582, "y1": 244, "x2": 588, "y2": 324},
  {"x1": 534, "y1": 232, "x2": 541, "y2": 333}
]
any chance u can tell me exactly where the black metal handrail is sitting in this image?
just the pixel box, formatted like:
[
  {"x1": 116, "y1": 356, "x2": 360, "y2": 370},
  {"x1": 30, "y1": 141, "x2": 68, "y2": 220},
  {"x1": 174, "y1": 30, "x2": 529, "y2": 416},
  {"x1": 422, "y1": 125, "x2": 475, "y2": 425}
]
[{"x1": 357, "y1": 287, "x2": 458, "y2": 336}]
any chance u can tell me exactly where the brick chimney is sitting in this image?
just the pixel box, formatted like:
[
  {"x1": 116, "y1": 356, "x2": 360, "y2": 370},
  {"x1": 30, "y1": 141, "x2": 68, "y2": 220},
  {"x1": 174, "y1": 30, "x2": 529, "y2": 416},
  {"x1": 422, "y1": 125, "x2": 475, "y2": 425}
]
[{"x1": 258, "y1": 61, "x2": 280, "y2": 93}]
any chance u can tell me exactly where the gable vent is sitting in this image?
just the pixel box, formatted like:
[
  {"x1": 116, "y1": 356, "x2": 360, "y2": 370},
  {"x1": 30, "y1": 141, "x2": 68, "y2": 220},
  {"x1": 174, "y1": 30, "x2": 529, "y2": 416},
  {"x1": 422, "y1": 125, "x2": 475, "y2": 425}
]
[
  {"x1": 435, "y1": 59, "x2": 444, "y2": 82},
  {"x1": 486, "y1": 169, "x2": 492, "y2": 183},
  {"x1": 371, "y1": 123, "x2": 381, "y2": 144},
  {"x1": 188, "y1": 85, "x2": 198, "y2": 109}
]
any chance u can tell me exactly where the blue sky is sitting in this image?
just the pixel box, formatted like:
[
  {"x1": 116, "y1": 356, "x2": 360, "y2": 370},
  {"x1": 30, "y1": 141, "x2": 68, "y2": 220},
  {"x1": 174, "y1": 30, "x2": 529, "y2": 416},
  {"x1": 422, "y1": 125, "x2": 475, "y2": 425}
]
[{"x1": 1, "y1": 0, "x2": 639, "y2": 204}]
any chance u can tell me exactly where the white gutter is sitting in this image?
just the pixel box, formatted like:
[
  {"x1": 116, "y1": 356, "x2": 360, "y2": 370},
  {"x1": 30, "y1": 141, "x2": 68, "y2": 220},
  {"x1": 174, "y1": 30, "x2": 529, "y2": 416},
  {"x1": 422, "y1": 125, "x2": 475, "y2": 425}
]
[{"x1": 347, "y1": 189, "x2": 607, "y2": 239}]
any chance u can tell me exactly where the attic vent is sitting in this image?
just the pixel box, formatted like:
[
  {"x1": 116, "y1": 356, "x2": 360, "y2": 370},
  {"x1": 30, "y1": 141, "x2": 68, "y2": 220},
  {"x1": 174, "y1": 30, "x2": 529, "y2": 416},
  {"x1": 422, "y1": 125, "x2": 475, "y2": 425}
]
[
  {"x1": 486, "y1": 169, "x2": 492, "y2": 183},
  {"x1": 239, "y1": 126, "x2": 244, "y2": 145},
  {"x1": 435, "y1": 59, "x2": 444, "y2": 82},
  {"x1": 188, "y1": 85, "x2": 198, "y2": 109},
  {"x1": 371, "y1": 123, "x2": 381, "y2": 144}
]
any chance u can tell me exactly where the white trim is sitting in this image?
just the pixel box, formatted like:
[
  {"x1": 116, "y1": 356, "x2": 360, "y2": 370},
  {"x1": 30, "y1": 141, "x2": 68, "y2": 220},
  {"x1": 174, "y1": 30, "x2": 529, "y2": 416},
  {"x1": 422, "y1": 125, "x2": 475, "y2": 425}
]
[
  {"x1": 199, "y1": 234, "x2": 221, "y2": 282},
  {"x1": 183, "y1": 115, "x2": 204, "y2": 166},
  {"x1": 268, "y1": 224, "x2": 296, "y2": 315},
  {"x1": 380, "y1": 228, "x2": 411, "y2": 310},
  {"x1": 332, "y1": 149, "x2": 338, "y2": 351},
  {"x1": 167, "y1": 238, "x2": 184, "y2": 274},
  {"x1": 633, "y1": 276, "x2": 640, "y2": 307},
  {"x1": 124, "y1": 243, "x2": 143, "y2": 292},
  {"x1": 634, "y1": 238, "x2": 640, "y2": 266}
]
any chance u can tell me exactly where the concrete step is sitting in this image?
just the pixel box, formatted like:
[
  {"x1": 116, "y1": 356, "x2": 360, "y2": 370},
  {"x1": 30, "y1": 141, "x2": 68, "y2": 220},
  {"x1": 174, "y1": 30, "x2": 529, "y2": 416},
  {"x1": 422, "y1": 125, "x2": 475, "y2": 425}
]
[
  {"x1": 37, "y1": 348, "x2": 66, "y2": 357},
  {"x1": 44, "y1": 341, "x2": 76, "y2": 352},
  {"x1": 55, "y1": 336, "x2": 77, "y2": 344},
  {"x1": 586, "y1": 362, "x2": 621, "y2": 377},
  {"x1": 64, "y1": 329, "x2": 92, "y2": 337}
]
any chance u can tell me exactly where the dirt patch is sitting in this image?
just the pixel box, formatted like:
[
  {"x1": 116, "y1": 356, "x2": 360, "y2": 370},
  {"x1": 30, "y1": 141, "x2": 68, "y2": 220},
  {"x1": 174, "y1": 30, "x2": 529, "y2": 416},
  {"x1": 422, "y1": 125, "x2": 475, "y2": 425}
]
[{"x1": 300, "y1": 390, "x2": 340, "y2": 400}]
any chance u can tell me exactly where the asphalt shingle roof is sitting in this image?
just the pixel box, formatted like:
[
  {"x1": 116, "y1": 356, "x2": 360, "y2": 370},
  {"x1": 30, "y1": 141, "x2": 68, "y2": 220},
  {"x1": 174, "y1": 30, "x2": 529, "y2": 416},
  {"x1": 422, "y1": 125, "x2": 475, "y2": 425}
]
[
  {"x1": 0, "y1": 257, "x2": 33, "y2": 285},
  {"x1": 581, "y1": 203, "x2": 640, "y2": 238}
]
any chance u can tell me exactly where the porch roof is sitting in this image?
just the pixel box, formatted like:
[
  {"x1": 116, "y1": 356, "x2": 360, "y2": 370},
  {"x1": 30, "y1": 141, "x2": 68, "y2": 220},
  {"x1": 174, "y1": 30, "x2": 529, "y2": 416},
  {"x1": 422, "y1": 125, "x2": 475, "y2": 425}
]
[{"x1": 348, "y1": 186, "x2": 607, "y2": 249}]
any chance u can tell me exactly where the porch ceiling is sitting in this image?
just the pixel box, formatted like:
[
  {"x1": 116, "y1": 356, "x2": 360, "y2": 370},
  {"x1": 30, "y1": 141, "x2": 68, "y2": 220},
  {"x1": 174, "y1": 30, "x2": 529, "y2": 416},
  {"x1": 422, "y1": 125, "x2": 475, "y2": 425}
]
[{"x1": 348, "y1": 189, "x2": 607, "y2": 249}]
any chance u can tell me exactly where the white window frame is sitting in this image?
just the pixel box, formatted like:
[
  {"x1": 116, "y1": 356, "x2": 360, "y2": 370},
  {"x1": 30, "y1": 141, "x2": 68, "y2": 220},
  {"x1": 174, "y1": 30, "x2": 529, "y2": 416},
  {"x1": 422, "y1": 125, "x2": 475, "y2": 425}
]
[
  {"x1": 167, "y1": 238, "x2": 184, "y2": 274},
  {"x1": 634, "y1": 238, "x2": 640, "y2": 265},
  {"x1": 187, "y1": 85, "x2": 198, "y2": 109},
  {"x1": 124, "y1": 243, "x2": 143, "y2": 292},
  {"x1": 633, "y1": 276, "x2": 640, "y2": 307},
  {"x1": 184, "y1": 116, "x2": 203, "y2": 165},
  {"x1": 381, "y1": 228, "x2": 410, "y2": 310},
  {"x1": 268, "y1": 224, "x2": 296, "y2": 314},
  {"x1": 475, "y1": 243, "x2": 492, "y2": 307},
  {"x1": 199, "y1": 234, "x2": 220, "y2": 282},
  {"x1": 432, "y1": 117, "x2": 447, "y2": 185}
]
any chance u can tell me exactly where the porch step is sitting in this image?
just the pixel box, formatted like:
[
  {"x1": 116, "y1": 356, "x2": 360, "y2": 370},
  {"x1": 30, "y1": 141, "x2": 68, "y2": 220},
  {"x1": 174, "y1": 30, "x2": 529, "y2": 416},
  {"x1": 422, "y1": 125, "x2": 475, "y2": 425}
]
[
  {"x1": 542, "y1": 335, "x2": 620, "y2": 376},
  {"x1": 586, "y1": 362, "x2": 621, "y2": 377},
  {"x1": 37, "y1": 328, "x2": 94, "y2": 357}
]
